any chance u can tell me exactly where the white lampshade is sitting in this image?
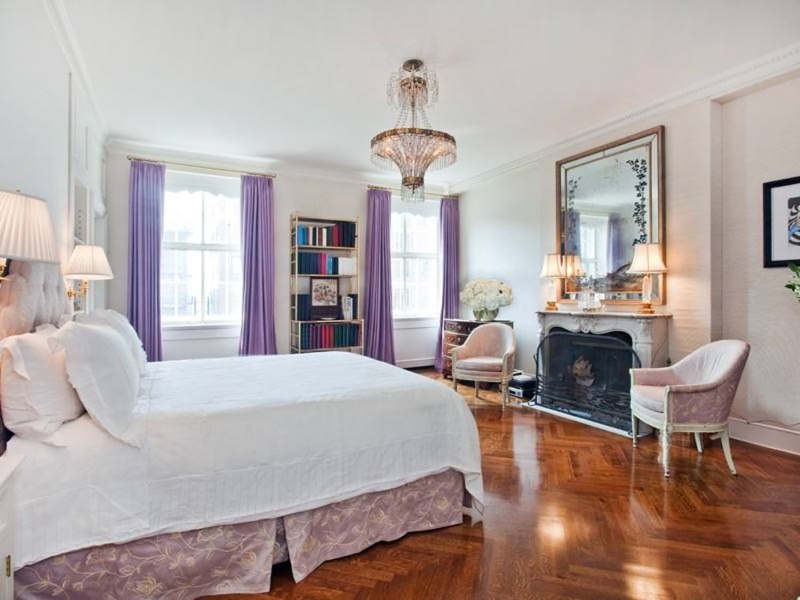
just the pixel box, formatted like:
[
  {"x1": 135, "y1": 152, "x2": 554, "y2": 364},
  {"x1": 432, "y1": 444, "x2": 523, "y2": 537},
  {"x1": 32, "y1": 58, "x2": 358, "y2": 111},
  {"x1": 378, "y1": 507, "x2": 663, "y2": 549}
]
[
  {"x1": 0, "y1": 190, "x2": 59, "y2": 263},
  {"x1": 64, "y1": 245, "x2": 113, "y2": 280},
  {"x1": 540, "y1": 254, "x2": 565, "y2": 278},
  {"x1": 628, "y1": 243, "x2": 667, "y2": 274}
]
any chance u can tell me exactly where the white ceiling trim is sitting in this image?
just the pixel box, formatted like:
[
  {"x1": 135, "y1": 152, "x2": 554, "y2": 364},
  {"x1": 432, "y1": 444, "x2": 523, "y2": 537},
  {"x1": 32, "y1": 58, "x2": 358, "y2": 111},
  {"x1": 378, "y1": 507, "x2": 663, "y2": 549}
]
[
  {"x1": 42, "y1": 0, "x2": 106, "y2": 135},
  {"x1": 449, "y1": 41, "x2": 800, "y2": 193},
  {"x1": 106, "y1": 137, "x2": 446, "y2": 192}
]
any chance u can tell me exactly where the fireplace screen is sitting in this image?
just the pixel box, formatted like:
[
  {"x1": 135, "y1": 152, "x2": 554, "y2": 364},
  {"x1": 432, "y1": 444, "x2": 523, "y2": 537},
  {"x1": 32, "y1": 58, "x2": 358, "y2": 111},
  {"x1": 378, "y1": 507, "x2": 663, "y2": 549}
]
[{"x1": 533, "y1": 329, "x2": 641, "y2": 433}]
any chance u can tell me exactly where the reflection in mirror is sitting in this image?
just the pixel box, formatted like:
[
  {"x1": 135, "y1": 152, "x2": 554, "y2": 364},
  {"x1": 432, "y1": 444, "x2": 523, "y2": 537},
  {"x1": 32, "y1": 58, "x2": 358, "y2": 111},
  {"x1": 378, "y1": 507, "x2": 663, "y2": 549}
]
[{"x1": 557, "y1": 126, "x2": 665, "y2": 305}]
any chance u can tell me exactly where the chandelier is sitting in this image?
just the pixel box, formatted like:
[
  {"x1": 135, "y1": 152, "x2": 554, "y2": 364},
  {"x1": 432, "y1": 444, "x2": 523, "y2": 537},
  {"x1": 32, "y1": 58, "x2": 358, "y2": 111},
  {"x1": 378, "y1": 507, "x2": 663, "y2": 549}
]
[{"x1": 370, "y1": 59, "x2": 457, "y2": 202}]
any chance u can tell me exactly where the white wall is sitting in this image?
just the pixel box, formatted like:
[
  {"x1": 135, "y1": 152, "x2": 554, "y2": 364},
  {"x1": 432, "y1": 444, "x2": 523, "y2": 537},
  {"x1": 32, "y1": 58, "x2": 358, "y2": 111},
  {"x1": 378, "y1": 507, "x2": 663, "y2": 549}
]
[
  {"x1": 720, "y1": 75, "x2": 800, "y2": 453},
  {"x1": 458, "y1": 163, "x2": 544, "y2": 373},
  {"x1": 105, "y1": 147, "x2": 442, "y2": 362},
  {"x1": 458, "y1": 78, "x2": 800, "y2": 454},
  {"x1": 0, "y1": 0, "x2": 71, "y2": 260}
]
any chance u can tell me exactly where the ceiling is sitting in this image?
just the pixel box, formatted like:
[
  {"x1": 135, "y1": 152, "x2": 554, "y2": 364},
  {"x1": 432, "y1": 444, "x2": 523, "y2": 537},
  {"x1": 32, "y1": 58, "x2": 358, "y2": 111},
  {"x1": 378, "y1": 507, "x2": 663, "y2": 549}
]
[{"x1": 63, "y1": 0, "x2": 800, "y2": 186}]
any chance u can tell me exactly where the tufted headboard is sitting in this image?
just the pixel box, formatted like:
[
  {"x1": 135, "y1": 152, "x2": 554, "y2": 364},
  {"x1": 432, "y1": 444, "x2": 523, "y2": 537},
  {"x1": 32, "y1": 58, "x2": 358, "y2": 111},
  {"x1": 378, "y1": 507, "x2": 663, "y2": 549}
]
[{"x1": 0, "y1": 260, "x2": 72, "y2": 454}]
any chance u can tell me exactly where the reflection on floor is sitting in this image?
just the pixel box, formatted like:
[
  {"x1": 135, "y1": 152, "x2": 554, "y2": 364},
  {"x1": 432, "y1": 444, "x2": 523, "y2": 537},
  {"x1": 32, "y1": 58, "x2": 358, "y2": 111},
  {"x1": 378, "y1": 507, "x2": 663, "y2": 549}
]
[{"x1": 213, "y1": 368, "x2": 800, "y2": 600}]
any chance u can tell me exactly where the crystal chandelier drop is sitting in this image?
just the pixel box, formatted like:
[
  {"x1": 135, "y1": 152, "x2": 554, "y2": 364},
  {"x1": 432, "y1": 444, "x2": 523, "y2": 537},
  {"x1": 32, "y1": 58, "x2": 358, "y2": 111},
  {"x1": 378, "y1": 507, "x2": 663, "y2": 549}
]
[{"x1": 370, "y1": 59, "x2": 457, "y2": 202}]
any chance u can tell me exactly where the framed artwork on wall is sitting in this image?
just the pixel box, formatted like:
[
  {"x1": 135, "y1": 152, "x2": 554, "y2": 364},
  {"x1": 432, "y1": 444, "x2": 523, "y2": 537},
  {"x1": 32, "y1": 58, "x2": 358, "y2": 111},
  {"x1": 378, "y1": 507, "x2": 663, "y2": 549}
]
[
  {"x1": 763, "y1": 176, "x2": 800, "y2": 267},
  {"x1": 310, "y1": 277, "x2": 339, "y2": 319}
]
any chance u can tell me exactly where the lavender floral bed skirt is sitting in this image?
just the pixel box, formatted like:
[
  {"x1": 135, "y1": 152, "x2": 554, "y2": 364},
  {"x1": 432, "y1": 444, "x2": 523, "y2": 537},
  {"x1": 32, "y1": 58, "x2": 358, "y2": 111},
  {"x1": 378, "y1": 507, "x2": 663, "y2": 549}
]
[{"x1": 15, "y1": 470, "x2": 465, "y2": 599}]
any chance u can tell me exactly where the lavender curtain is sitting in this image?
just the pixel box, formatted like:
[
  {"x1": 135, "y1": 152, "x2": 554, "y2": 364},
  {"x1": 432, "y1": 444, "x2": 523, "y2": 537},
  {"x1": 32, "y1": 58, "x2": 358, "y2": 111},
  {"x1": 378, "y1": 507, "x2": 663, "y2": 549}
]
[
  {"x1": 565, "y1": 209, "x2": 581, "y2": 256},
  {"x1": 606, "y1": 212, "x2": 625, "y2": 272},
  {"x1": 239, "y1": 175, "x2": 277, "y2": 356},
  {"x1": 127, "y1": 160, "x2": 165, "y2": 361},
  {"x1": 363, "y1": 189, "x2": 395, "y2": 364},
  {"x1": 434, "y1": 197, "x2": 459, "y2": 371}
]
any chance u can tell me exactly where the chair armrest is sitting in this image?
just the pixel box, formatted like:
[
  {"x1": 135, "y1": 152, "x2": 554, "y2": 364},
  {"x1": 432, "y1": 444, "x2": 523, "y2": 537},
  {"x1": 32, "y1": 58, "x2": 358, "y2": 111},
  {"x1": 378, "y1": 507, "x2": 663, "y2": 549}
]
[
  {"x1": 451, "y1": 345, "x2": 468, "y2": 362},
  {"x1": 630, "y1": 367, "x2": 678, "y2": 386},
  {"x1": 667, "y1": 380, "x2": 723, "y2": 395},
  {"x1": 501, "y1": 351, "x2": 515, "y2": 376},
  {"x1": 452, "y1": 343, "x2": 478, "y2": 362}
]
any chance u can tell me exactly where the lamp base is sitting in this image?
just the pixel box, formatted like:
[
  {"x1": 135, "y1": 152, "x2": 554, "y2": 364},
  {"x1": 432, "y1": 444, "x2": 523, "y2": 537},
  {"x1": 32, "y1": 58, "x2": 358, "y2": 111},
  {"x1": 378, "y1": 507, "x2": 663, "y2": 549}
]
[
  {"x1": 637, "y1": 301, "x2": 655, "y2": 315},
  {"x1": 545, "y1": 301, "x2": 559, "y2": 311}
]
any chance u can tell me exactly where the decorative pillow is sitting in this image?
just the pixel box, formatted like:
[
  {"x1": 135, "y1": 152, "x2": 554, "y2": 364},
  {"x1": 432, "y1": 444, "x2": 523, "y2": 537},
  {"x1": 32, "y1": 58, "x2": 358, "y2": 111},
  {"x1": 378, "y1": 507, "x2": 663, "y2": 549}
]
[
  {"x1": 0, "y1": 325, "x2": 84, "y2": 440},
  {"x1": 76, "y1": 309, "x2": 148, "y2": 373},
  {"x1": 49, "y1": 321, "x2": 143, "y2": 446}
]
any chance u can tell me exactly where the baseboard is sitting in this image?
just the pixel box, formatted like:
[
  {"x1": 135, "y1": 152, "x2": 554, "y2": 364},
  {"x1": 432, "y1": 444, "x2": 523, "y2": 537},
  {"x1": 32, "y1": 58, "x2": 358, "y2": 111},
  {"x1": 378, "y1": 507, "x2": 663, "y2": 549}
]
[
  {"x1": 397, "y1": 358, "x2": 436, "y2": 369},
  {"x1": 729, "y1": 418, "x2": 800, "y2": 456}
]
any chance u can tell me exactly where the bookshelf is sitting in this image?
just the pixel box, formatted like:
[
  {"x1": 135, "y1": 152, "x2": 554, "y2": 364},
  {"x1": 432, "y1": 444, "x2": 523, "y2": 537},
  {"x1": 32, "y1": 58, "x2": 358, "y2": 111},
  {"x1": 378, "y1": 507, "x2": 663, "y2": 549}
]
[{"x1": 290, "y1": 214, "x2": 363, "y2": 354}]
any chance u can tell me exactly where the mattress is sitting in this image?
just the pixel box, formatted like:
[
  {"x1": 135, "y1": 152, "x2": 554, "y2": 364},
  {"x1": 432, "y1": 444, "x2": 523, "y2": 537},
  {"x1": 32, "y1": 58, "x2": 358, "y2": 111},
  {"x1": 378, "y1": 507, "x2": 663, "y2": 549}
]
[{"x1": 9, "y1": 352, "x2": 483, "y2": 567}]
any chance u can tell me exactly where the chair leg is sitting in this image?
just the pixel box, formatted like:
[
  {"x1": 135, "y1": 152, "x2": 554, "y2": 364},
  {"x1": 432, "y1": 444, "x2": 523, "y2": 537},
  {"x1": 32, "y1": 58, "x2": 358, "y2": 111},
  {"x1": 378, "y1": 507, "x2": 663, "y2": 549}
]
[
  {"x1": 661, "y1": 430, "x2": 671, "y2": 478},
  {"x1": 474, "y1": 383, "x2": 480, "y2": 399},
  {"x1": 501, "y1": 382, "x2": 507, "y2": 411},
  {"x1": 720, "y1": 429, "x2": 737, "y2": 475},
  {"x1": 694, "y1": 432, "x2": 704, "y2": 454},
  {"x1": 453, "y1": 377, "x2": 458, "y2": 393},
  {"x1": 631, "y1": 415, "x2": 638, "y2": 448}
]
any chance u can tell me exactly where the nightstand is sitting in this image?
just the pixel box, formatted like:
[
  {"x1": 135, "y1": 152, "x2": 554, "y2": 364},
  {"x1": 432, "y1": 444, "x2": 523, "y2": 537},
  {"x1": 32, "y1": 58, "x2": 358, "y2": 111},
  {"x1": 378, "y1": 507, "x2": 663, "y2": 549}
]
[{"x1": 0, "y1": 454, "x2": 22, "y2": 599}]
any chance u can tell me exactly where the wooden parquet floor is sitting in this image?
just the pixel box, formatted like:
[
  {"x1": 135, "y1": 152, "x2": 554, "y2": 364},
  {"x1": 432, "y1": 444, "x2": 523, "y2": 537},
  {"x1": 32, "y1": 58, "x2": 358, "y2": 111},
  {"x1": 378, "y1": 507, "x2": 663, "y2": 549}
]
[{"x1": 215, "y1": 370, "x2": 800, "y2": 600}]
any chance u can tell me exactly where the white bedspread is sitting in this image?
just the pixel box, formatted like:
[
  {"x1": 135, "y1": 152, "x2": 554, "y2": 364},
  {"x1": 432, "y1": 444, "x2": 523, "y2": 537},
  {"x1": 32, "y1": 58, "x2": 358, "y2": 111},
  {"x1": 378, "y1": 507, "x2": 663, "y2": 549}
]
[{"x1": 9, "y1": 352, "x2": 483, "y2": 567}]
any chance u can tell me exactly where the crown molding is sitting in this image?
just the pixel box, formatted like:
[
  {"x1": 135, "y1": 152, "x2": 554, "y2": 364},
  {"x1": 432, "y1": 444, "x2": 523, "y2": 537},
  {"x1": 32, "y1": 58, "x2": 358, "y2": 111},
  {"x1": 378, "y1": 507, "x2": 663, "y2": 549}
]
[
  {"x1": 42, "y1": 0, "x2": 106, "y2": 135},
  {"x1": 450, "y1": 42, "x2": 800, "y2": 193},
  {"x1": 105, "y1": 137, "x2": 447, "y2": 192}
]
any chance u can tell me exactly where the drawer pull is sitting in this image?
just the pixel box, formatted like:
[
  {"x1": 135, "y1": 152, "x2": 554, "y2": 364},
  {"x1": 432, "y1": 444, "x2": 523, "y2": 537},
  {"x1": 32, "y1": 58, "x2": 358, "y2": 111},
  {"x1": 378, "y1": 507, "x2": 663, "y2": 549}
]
[{"x1": 5, "y1": 554, "x2": 9, "y2": 577}]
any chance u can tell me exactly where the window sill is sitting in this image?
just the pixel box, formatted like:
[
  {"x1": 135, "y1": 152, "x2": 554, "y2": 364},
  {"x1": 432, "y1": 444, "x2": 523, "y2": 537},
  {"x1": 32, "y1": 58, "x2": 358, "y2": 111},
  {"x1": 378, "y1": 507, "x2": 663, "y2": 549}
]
[
  {"x1": 162, "y1": 323, "x2": 241, "y2": 341},
  {"x1": 393, "y1": 317, "x2": 438, "y2": 330}
]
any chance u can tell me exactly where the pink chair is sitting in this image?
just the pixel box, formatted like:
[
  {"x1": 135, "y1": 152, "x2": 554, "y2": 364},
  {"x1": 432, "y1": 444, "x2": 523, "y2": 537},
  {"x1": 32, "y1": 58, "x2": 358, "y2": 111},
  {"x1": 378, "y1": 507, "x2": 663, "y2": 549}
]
[
  {"x1": 452, "y1": 323, "x2": 516, "y2": 409},
  {"x1": 630, "y1": 340, "x2": 750, "y2": 477}
]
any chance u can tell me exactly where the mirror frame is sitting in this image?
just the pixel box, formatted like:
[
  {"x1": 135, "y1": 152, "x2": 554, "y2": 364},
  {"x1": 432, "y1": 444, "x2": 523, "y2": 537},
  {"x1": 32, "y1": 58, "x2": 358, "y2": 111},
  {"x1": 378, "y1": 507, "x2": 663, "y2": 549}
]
[{"x1": 555, "y1": 125, "x2": 666, "y2": 306}]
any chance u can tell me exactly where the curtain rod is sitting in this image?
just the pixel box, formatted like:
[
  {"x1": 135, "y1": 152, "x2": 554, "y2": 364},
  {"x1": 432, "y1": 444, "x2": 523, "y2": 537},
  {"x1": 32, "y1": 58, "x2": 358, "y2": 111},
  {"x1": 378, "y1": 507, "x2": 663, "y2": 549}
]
[
  {"x1": 127, "y1": 155, "x2": 276, "y2": 179},
  {"x1": 367, "y1": 184, "x2": 457, "y2": 199}
]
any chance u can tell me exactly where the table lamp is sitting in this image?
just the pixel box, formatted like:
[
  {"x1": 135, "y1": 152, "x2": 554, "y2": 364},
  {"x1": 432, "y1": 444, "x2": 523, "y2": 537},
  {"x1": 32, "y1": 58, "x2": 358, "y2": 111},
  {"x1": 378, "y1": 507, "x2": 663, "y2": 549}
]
[
  {"x1": 0, "y1": 190, "x2": 60, "y2": 273},
  {"x1": 64, "y1": 245, "x2": 113, "y2": 310},
  {"x1": 627, "y1": 243, "x2": 667, "y2": 314},
  {"x1": 540, "y1": 254, "x2": 565, "y2": 311}
]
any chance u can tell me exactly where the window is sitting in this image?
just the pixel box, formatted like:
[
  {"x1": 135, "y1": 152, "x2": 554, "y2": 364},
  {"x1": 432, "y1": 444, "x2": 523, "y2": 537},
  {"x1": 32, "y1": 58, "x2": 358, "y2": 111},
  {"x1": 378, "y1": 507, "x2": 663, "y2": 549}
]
[
  {"x1": 390, "y1": 198, "x2": 440, "y2": 319},
  {"x1": 161, "y1": 171, "x2": 242, "y2": 326},
  {"x1": 579, "y1": 214, "x2": 610, "y2": 278}
]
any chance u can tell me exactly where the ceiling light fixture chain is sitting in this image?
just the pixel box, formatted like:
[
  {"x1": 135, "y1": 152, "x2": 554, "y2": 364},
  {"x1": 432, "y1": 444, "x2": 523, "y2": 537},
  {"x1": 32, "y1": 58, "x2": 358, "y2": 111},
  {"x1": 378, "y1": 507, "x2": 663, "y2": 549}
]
[{"x1": 371, "y1": 59, "x2": 456, "y2": 202}]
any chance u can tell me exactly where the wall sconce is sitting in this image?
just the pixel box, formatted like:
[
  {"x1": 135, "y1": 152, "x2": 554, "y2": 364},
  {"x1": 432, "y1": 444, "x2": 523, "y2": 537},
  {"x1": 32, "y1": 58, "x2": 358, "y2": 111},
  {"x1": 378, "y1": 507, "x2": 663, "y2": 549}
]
[{"x1": 64, "y1": 245, "x2": 113, "y2": 310}]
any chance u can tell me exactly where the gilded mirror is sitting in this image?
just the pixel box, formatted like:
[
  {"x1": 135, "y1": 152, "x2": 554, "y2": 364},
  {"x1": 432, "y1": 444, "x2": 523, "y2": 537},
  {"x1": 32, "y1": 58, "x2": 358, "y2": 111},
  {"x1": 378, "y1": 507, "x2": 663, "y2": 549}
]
[{"x1": 556, "y1": 126, "x2": 665, "y2": 304}]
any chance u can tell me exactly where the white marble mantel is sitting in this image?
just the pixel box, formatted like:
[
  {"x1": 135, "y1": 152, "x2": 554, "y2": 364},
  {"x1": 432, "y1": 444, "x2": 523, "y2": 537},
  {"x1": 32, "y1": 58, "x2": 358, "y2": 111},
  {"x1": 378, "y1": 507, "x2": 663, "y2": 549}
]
[{"x1": 536, "y1": 310, "x2": 672, "y2": 368}]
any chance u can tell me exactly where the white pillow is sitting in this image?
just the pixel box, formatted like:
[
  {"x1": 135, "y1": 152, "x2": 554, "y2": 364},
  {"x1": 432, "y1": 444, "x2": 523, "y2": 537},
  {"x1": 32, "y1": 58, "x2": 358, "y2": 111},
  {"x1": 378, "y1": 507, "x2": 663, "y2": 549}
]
[
  {"x1": 0, "y1": 325, "x2": 84, "y2": 440},
  {"x1": 75, "y1": 309, "x2": 148, "y2": 373},
  {"x1": 49, "y1": 321, "x2": 143, "y2": 446}
]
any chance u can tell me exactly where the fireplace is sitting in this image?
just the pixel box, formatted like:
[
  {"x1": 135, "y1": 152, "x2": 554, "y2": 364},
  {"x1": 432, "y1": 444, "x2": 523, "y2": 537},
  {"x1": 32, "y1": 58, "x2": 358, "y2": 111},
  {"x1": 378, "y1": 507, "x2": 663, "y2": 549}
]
[
  {"x1": 532, "y1": 329, "x2": 642, "y2": 435},
  {"x1": 533, "y1": 310, "x2": 671, "y2": 436}
]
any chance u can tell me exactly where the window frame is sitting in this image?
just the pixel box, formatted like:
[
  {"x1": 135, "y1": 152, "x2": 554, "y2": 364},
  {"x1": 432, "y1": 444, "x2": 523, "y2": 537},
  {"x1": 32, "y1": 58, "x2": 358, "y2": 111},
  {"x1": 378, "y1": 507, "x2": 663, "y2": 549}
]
[
  {"x1": 160, "y1": 170, "x2": 242, "y2": 330},
  {"x1": 390, "y1": 197, "x2": 442, "y2": 321}
]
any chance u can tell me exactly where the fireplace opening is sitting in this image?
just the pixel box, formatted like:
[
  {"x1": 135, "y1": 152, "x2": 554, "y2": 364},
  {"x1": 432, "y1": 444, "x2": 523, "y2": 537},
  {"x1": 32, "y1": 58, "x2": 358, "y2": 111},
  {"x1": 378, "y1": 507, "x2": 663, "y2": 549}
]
[{"x1": 532, "y1": 328, "x2": 641, "y2": 434}]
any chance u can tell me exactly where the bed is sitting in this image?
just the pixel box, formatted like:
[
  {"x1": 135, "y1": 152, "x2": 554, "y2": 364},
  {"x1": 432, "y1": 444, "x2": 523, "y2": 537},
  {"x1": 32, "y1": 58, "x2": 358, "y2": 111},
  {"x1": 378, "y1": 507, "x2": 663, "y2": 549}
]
[{"x1": 0, "y1": 262, "x2": 483, "y2": 598}]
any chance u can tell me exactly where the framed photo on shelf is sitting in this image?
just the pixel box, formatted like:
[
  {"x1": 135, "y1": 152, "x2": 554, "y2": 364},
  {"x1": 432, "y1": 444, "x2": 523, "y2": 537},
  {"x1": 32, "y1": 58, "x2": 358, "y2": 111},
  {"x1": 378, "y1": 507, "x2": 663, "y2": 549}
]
[
  {"x1": 310, "y1": 277, "x2": 339, "y2": 319},
  {"x1": 764, "y1": 176, "x2": 800, "y2": 267}
]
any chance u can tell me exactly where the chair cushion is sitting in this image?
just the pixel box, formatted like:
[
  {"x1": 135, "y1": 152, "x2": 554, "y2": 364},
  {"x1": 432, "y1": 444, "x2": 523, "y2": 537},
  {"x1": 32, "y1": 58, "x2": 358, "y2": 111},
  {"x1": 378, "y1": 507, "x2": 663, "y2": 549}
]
[
  {"x1": 631, "y1": 385, "x2": 665, "y2": 413},
  {"x1": 455, "y1": 356, "x2": 503, "y2": 372}
]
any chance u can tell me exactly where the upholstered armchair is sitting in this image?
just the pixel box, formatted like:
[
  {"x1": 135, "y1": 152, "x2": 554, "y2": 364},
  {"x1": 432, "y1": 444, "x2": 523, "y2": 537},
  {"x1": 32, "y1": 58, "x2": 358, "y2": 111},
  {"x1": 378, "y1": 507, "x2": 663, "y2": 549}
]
[
  {"x1": 630, "y1": 339, "x2": 750, "y2": 477},
  {"x1": 452, "y1": 323, "x2": 516, "y2": 409}
]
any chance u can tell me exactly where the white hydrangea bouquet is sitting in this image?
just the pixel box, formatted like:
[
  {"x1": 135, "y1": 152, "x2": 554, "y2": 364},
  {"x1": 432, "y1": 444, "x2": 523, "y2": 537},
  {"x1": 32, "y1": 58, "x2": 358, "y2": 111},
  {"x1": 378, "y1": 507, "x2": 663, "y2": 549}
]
[{"x1": 460, "y1": 278, "x2": 513, "y2": 321}]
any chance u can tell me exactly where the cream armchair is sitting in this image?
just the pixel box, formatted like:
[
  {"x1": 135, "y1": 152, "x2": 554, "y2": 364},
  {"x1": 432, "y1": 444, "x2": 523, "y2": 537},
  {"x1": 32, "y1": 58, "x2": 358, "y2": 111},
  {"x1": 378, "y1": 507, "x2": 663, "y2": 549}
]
[
  {"x1": 630, "y1": 339, "x2": 750, "y2": 477},
  {"x1": 452, "y1": 323, "x2": 516, "y2": 409}
]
